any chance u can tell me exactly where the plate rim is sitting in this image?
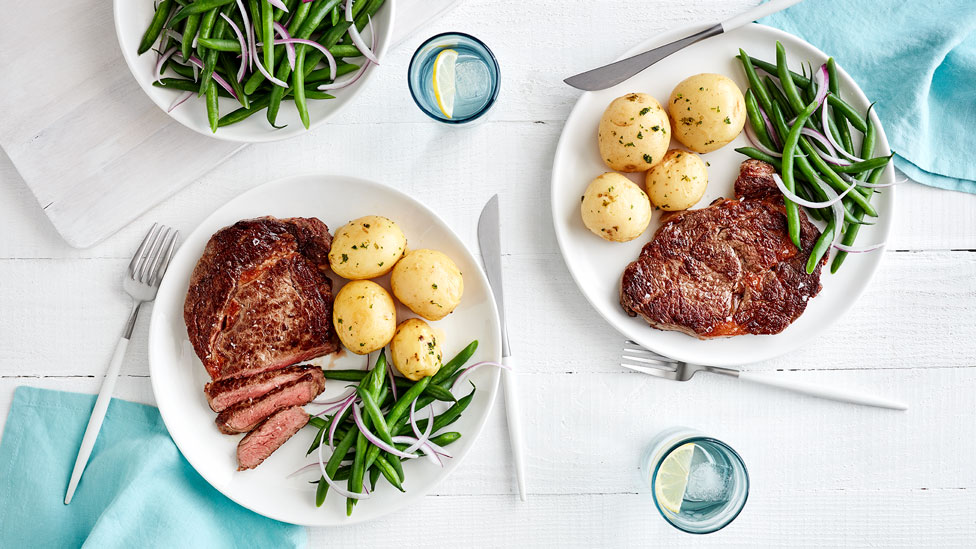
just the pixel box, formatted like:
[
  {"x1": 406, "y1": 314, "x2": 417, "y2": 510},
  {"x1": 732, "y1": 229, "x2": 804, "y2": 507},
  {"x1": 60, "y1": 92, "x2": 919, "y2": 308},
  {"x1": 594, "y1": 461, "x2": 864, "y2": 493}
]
[
  {"x1": 549, "y1": 22, "x2": 895, "y2": 366},
  {"x1": 112, "y1": 0, "x2": 397, "y2": 144},
  {"x1": 147, "y1": 173, "x2": 502, "y2": 526}
]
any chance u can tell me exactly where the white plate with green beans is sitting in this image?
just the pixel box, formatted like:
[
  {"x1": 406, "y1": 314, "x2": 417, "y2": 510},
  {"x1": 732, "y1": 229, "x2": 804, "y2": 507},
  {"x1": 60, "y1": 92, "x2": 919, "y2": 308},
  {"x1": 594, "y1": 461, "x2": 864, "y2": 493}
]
[
  {"x1": 114, "y1": 0, "x2": 394, "y2": 142},
  {"x1": 148, "y1": 174, "x2": 502, "y2": 525},
  {"x1": 551, "y1": 23, "x2": 895, "y2": 367}
]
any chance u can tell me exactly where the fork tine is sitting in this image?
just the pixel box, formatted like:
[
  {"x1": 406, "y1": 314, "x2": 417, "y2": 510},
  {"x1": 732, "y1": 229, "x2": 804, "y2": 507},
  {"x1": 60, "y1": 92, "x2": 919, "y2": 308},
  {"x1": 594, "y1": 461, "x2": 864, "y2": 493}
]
[
  {"x1": 128, "y1": 223, "x2": 160, "y2": 277},
  {"x1": 621, "y1": 353, "x2": 679, "y2": 369},
  {"x1": 148, "y1": 229, "x2": 179, "y2": 286},
  {"x1": 620, "y1": 361, "x2": 679, "y2": 379},
  {"x1": 622, "y1": 345, "x2": 675, "y2": 363},
  {"x1": 137, "y1": 227, "x2": 170, "y2": 283}
]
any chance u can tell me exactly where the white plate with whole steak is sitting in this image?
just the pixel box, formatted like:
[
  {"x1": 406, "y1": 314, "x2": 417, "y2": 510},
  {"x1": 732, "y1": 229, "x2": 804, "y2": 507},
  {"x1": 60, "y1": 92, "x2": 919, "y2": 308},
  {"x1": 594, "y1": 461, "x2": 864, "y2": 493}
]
[
  {"x1": 148, "y1": 175, "x2": 501, "y2": 526},
  {"x1": 551, "y1": 23, "x2": 894, "y2": 366}
]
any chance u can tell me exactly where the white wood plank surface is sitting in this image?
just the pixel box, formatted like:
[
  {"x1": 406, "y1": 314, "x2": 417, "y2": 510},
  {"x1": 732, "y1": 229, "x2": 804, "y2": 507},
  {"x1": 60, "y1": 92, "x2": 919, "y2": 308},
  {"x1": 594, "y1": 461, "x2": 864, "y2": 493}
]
[{"x1": 1, "y1": 0, "x2": 975, "y2": 546}]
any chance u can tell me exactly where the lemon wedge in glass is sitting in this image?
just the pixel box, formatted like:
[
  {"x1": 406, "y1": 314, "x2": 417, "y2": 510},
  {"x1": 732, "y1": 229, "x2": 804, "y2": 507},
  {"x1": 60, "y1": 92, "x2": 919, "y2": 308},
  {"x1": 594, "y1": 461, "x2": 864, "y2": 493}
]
[
  {"x1": 654, "y1": 442, "x2": 695, "y2": 514},
  {"x1": 432, "y1": 48, "x2": 458, "y2": 119}
]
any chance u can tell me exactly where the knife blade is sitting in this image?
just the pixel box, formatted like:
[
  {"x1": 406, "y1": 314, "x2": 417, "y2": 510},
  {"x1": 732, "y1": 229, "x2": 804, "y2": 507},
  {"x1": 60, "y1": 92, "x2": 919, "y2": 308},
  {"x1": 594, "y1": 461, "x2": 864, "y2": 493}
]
[{"x1": 477, "y1": 194, "x2": 527, "y2": 501}]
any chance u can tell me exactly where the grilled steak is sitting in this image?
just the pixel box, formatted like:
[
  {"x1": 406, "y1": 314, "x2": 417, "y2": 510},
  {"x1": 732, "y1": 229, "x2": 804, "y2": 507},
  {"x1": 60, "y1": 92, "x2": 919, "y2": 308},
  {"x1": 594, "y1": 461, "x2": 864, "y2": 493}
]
[
  {"x1": 216, "y1": 370, "x2": 325, "y2": 434},
  {"x1": 204, "y1": 365, "x2": 319, "y2": 412},
  {"x1": 237, "y1": 406, "x2": 310, "y2": 471},
  {"x1": 620, "y1": 159, "x2": 824, "y2": 338},
  {"x1": 184, "y1": 216, "x2": 339, "y2": 382}
]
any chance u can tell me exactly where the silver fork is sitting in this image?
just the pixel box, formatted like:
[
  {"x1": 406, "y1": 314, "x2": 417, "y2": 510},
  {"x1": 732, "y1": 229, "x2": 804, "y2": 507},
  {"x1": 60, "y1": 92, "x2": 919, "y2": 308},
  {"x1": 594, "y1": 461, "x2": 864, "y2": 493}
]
[
  {"x1": 622, "y1": 341, "x2": 907, "y2": 410},
  {"x1": 64, "y1": 224, "x2": 180, "y2": 504}
]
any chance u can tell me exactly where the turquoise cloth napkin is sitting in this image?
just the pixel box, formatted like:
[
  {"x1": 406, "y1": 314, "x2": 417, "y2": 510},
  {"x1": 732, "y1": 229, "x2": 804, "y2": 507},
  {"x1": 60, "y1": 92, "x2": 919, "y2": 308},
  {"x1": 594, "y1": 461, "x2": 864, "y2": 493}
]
[
  {"x1": 0, "y1": 387, "x2": 306, "y2": 549},
  {"x1": 761, "y1": 0, "x2": 976, "y2": 193}
]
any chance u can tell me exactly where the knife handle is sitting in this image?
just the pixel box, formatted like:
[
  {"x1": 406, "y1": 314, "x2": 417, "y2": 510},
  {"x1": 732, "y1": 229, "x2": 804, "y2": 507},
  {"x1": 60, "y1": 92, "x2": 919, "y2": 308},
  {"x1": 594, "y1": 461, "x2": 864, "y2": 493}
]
[
  {"x1": 501, "y1": 356, "x2": 528, "y2": 501},
  {"x1": 738, "y1": 372, "x2": 908, "y2": 410},
  {"x1": 721, "y1": 0, "x2": 803, "y2": 32}
]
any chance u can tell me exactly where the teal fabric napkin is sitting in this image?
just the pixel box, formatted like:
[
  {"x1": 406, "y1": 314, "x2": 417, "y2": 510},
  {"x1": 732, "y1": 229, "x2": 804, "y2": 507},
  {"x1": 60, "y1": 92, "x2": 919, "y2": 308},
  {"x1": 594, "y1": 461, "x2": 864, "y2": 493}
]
[
  {"x1": 0, "y1": 387, "x2": 306, "y2": 549},
  {"x1": 761, "y1": 0, "x2": 976, "y2": 193}
]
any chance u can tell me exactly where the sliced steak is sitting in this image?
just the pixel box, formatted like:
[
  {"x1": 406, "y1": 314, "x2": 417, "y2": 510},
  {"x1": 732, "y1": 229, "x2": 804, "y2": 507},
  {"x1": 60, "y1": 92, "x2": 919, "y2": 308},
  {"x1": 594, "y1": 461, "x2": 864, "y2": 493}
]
[
  {"x1": 184, "y1": 216, "x2": 339, "y2": 382},
  {"x1": 215, "y1": 370, "x2": 325, "y2": 434},
  {"x1": 204, "y1": 365, "x2": 319, "y2": 412},
  {"x1": 237, "y1": 406, "x2": 309, "y2": 471},
  {"x1": 620, "y1": 159, "x2": 824, "y2": 338}
]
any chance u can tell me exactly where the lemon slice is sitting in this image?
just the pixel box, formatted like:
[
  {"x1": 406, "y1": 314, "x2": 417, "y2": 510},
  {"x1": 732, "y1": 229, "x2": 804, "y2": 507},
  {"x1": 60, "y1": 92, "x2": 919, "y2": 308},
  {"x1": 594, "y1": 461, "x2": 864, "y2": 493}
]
[
  {"x1": 432, "y1": 48, "x2": 458, "y2": 118},
  {"x1": 654, "y1": 443, "x2": 695, "y2": 514}
]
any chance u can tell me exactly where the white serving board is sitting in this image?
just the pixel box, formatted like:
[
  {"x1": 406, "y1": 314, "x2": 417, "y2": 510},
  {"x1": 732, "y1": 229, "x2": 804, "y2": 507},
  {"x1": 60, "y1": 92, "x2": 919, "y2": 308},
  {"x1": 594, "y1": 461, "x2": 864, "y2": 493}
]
[{"x1": 0, "y1": 0, "x2": 457, "y2": 248}]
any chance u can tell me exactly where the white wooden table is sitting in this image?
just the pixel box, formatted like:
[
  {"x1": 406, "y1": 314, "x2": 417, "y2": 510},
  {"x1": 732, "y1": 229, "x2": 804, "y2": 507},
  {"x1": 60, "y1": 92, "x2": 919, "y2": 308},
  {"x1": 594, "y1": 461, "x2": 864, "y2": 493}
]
[{"x1": 2, "y1": 1, "x2": 975, "y2": 545}]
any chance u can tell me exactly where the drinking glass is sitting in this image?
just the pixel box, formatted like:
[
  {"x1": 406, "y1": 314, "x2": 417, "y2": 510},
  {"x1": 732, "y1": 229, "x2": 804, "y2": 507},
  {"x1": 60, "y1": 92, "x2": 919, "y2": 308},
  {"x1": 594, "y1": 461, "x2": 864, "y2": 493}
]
[{"x1": 407, "y1": 32, "x2": 500, "y2": 124}]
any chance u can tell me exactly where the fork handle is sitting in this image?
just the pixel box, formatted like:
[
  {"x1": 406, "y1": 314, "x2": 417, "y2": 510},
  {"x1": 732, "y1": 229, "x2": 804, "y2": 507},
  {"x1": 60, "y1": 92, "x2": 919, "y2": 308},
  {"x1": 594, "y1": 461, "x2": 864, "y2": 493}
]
[
  {"x1": 64, "y1": 302, "x2": 140, "y2": 504},
  {"x1": 737, "y1": 371, "x2": 907, "y2": 410}
]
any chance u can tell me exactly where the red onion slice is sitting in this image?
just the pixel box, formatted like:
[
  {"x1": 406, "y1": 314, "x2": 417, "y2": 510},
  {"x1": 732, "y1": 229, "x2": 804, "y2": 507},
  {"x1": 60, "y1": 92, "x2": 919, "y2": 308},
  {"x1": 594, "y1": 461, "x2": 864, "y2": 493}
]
[
  {"x1": 813, "y1": 63, "x2": 829, "y2": 107},
  {"x1": 313, "y1": 386, "x2": 357, "y2": 406},
  {"x1": 758, "y1": 105, "x2": 781, "y2": 148},
  {"x1": 155, "y1": 47, "x2": 178, "y2": 83},
  {"x1": 425, "y1": 440, "x2": 453, "y2": 459},
  {"x1": 820, "y1": 100, "x2": 865, "y2": 163},
  {"x1": 833, "y1": 241, "x2": 886, "y2": 253},
  {"x1": 267, "y1": 37, "x2": 337, "y2": 80},
  {"x1": 187, "y1": 55, "x2": 238, "y2": 98},
  {"x1": 271, "y1": 22, "x2": 296, "y2": 71},
  {"x1": 317, "y1": 18, "x2": 374, "y2": 90},
  {"x1": 234, "y1": 0, "x2": 254, "y2": 71},
  {"x1": 386, "y1": 364, "x2": 398, "y2": 401},
  {"x1": 164, "y1": 29, "x2": 184, "y2": 43},
  {"x1": 344, "y1": 0, "x2": 378, "y2": 64},
  {"x1": 744, "y1": 120, "x2": 782, "y2": 158},
  {"x1": 287, "y1": 462, "x2": 321, "y2": 478},
  {"x1": 167, "y1": 90, "x2": 193, "y2": 112},
  {"x1": 800, "y1": 127, "x2": 851, "y2": 166},
  {"x1": 451, "y1": 361, "x2": 511, "y2": 392},
  {"x1": 405, "y1": 399, "x2": 434, "y2": 454},
  {"x1": 353, "y1": 405, "x2": 418, "y2": 459},
  {"x1": 328, "y1": 394, "x2": 356, "y2": 449},
  {"x1": 220, "y1": 13, "x2": 248, "y2": 82},
  {"x1": 317, "y1": 434, "x2": 371, "y2": 500},
  {"x1": 268, "y1": 0, "x2": 289, "y2": 11},
  {"x1": 772, "y1": 173, "x2": 854, "y2": 209}
]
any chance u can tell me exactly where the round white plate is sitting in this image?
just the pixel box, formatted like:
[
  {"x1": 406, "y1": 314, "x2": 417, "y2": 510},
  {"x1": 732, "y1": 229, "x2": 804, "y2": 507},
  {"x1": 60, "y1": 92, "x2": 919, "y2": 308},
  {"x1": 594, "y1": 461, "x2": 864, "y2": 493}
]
[
  {"x1": 551, "y1": 23, "x2": 894, "y2": 367},
  {"x1": 113, "y1": 0, "x2": 395, "y2": 143},
  {"x1": 148, "y1": 174, "x2": 501, "y2": 525}
]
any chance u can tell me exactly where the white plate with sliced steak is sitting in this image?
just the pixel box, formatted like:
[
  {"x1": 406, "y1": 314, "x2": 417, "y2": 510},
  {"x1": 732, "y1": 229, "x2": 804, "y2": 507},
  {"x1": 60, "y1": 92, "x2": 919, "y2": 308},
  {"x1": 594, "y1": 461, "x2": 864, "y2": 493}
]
[
  {"x1": 148, "y1": 175, "x2": 501, "y2": 526},
  {"x1": 551, "y1": 23, "x2": 894, "y2": 366}
]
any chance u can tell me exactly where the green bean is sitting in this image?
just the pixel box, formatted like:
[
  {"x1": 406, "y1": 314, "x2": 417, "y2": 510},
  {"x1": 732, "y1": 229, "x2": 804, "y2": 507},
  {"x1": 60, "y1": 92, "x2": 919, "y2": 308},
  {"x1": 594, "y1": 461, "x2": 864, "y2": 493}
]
[
  {"x1": 368, "y1": 465, "x2": 380, "y2": 491},
  {"x1": 362, "y1": 377, "x2": 431, "y2": 472},
  {"x1": 826, "y1": 58, "x2": 855, "y2": 155},
  {"x1": 294, "y1": 47, "x2": 310, "y2": 128},
  {"x1": 348, "y1": 411, "x2": 370, "y2": 515},
  {"x1": 762, "y1": 75, "x2": 794, "y2": 120},
  {"x1": 308, "y1": 416, "x2": 329, "y2": 429},
  {"x1": 306, "y1": 62, "x2": 359, "y2": 83},
  {"x1": 331, "y1": 4, "x2": 340, "y2": 25},
  {"x1": 806, "y1": 218, "x2": 834, "y2": 274},
  {"x1": 218, "y1": 94, "x2": 270, "y2": 126},
  {"x1": 781, "y1": 96, "x2": 821, "y2": 248},
  {"x1": 165, "y1": 60, "x2": 196, "y2": 79},
  {"x1": 357, "y1": 386, "x2": 395, "y2": 445},
  {"x1": 205, "y1": 83, "x2": 219, "y2": 132},
  {"x1": 831, "y1": 118, "x2": 882, "y2": 273},
  {"x1": 736, "y1": 54, "x2": 868, "y2": 133},
  {"x1": 261, "y1": 0, "x2": 274, "y2": 75},
  {"x1": 743, "y1": 89, "x2": 775, "y2": 150},
  {"x1": 196, "y1": 8, "x2": 219, "y2": 58},
  {"x1": 329, "y1": 44, "x2": 362, "y2": 58},
  {"x1": 431, "y1": 340, "x2": 478, "y2": 385},
  {"x1": 198, "y1": 8, "x2": 228, "y2": 96},
  {"x1": 830, "y1": 155, "x2": 892, "y2": 174},
  {"x1": 424, "y1": 383, "x2": 457, "y2": 403},
  {"x1": 275, "y1": 0, "x2": 296, "y2": 21},
  {"x1": 181, "y1": 14, "x2": 202, "y2": 60},
  {"x1": 219, "y1": 55, "x2": 250, "y2": 108},
  {"x1": 735, "y1": 147, "x2": 782, "y2": 169},
  {"x1": 139, "y1": 0, "x2": 175, "y2": 54},
  {"x1": 315, "y1": 471, "x2": 330, "y2": 506},
  {"x1": 154, "y1": 77, "x2": 231, "y2": 97},
  {"x1": 429, "y1": 432, "x2": 461, "y2": 446},
  {"x1": 322, "y1": 369, "x2": 368, "y2": 381},
  {"x1": 315, "y1": 424, "x2": 358, "y2": 507},
  {"x1": 170, "y1": 0, "x2": 235, "y2": 25},
  {"x1": 197, "y1": 38, "x2": 241, "y2": 51},
  {"x1": 776, "y1": 42, "x2": 806, "y2": 116},
  {"x1": 304, "y1": 89, "x2": 335, "y2": 100},
  {"x1": 374, "y1": 455, "x2": 404, "y2": 491},
  {"x1": 738, "y1": 49, "x2": 774, "y2": 115},
  {"x1": 412, "y1": 388, "x2": 476, "y2": 435},
  {"x1": 856, "y1": 105, "x2": 878, "y2": 179}
]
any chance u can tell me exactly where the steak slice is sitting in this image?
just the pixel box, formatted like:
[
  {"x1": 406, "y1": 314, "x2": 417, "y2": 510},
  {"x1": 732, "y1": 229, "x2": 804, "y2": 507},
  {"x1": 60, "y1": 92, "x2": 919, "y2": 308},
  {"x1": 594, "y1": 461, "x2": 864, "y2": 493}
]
[
  {"x1": 237, "y1": 406, "x2": 309, "y2": 471},
  {"x1": 184, "y1": 216, "x2": 339, "y2": 382},
  {"x1": 620, "y1": 159, "x2": 825, "y2": 338},
  {"x1": 204, "y1": 365, "x2": 319, "y2": 412},
  {"x1": 215, "y1": 370, "x2": 325, "y2": 434}
]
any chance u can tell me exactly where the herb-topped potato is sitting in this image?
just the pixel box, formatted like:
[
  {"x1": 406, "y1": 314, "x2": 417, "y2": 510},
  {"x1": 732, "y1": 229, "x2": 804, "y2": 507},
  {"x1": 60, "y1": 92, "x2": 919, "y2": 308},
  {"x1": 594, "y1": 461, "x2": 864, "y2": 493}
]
[
  {"x1": 581, "y1": 172, "x2": 652, "y2": 242},
  {"x1": 668, "y1": 73, "x2": 746, "y2": 153},
  {"x1": 333, "y1": 280, "x2": 397, "y2": 354},
  {"x1": 391, "y1": 249, "x2": 464, "y2": 321},
  {"x1": 645, "y1": 149, "x2": 709, "y2": 211},
  {"x1": 597, "y1": 93, "x2": 671, "y2": 172},
  {"x1": 389, "y1": 318, "x2": 442, "y2": 381},
  {"x1": 329, "y1": 215, "x2": 407, "y2": 280}
]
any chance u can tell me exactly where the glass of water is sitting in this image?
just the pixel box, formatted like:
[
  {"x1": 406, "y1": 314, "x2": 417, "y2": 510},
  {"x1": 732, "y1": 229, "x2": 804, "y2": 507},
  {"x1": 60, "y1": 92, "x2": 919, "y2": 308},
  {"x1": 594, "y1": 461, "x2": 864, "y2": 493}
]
[
  {"x1": 407, "y1": 32, "x2": 500, "y2": 124},
  {"x1": 641, "y1": 427, "x2": 749, "y2": 534}
]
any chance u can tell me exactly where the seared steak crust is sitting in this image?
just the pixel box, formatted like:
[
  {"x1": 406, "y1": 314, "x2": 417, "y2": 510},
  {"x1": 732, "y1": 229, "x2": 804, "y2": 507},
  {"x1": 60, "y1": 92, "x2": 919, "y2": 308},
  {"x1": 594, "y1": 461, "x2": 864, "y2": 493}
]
[
  {"x1": 215, "y1": 370, "x2": 325, "y2": 434},
  {"x1": 237, "y1": 406, "x2": 310, "y2": 471},
  {"x1": 620, "y1": 160, "x2": 825, "y2": 338},
  {"x1": 184, "y1": 217, "x2": 339, "y2": 382},
  {"x1": 204, "y1": 365, "x2": 318, "y2": 412}
]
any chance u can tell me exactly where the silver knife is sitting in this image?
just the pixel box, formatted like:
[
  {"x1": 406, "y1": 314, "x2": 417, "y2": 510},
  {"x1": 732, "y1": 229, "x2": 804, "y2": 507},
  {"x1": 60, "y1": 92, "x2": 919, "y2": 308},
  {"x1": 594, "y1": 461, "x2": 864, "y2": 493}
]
[
  {"x1": 564, "y1": 0, "x2": 803, "y2": 91},
  {"x1": 477, "y1": 194, "x2": 527, "y2": 502}
]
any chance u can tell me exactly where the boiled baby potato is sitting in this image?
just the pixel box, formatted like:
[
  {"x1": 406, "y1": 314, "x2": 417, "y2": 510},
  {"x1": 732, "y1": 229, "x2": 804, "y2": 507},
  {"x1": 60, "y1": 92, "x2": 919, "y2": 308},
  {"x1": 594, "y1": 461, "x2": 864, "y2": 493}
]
[
  {"x1": 389, "y1": 318, "x2": 443, "y2": 381},
  {"x1": 668, "y1": 73, "x2": 746, "y2": 153},
  {"x1": 391, "y1": 249, "x2": 464, "y2": 321},
  {"x1": 333, "y1": 280, "x2": 396, "y2": 354},
  {"x1": 328, "y1": 215, "x2": 407, "y2": 280},
  {"x1": 597, "y1": 93, "x2": 671, "y2": 172},
  {"x1": 580, "y1": 172, "x2": 652, "y2": 242},
  {"x1": 645, "y1": 149, "x2": 709, "y2": 211}
]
